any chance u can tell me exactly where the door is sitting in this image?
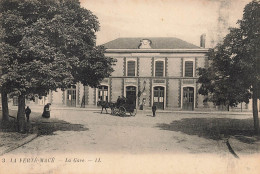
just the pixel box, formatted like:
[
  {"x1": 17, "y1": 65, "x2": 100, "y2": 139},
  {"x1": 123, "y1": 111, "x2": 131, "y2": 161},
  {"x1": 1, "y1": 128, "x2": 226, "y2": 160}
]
[
  {"x1": 153, "y1": 86, "x2": 164, "y2": 109},
  {"x1": 126, "y1": 86, "x2": 136, "y2": 107},
  {"x1": 67, "y1": 88, "x2": 76, "y2": 107},
  {"x1": 183, "y1": 87, "x2": 194, "y2": 111}
]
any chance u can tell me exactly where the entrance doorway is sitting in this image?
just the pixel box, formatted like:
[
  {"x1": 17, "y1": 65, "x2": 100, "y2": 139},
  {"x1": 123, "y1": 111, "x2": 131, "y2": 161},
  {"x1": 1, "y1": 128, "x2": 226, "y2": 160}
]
[
  {"x1": 67, "y1": 88, "x2": 76, "y2": 107},
  {"x1": 126, "y1": 86, "x2": 136, "y2": 106},
  {"x1": 183, "y1": 87, "x2": 194, "y2": 111},
  {"x1": 153, "y1": 86, "x2": 164, "y2": 109}
]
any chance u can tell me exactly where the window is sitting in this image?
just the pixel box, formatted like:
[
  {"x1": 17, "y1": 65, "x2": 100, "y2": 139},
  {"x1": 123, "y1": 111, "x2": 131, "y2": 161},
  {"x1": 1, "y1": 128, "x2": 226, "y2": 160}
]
[
  {"x1": 67, "y1": 86, "x2": 76, "y2": 107},
  {"x1": 98, "y1": 85, "x2": 108, "y2": 102},
  {"x1": 155, "y1": 61, "x2": 164, "y2": 77},
  {"x1": 184, "y1": 61, "x2": 193, "y2": 77},
  {"x1": 127, "y1": 61, "x2": 136, "y2": 76}
]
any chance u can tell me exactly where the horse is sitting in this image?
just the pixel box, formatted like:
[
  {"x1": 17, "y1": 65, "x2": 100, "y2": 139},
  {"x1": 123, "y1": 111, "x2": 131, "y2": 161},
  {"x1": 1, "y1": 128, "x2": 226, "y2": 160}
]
[{"x1": 97, "y1": 101, "x2": 116, "y2": 114}]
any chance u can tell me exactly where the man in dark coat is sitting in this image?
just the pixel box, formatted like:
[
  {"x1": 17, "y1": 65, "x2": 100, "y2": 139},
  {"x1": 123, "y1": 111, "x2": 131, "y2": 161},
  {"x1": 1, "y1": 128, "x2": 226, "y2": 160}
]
[
  {"x1": 152, "y1": 104, "x2": 157, "y2": 117},
  {"x1": 25, "y1": 106, "x2": 31, "y2": 122}
]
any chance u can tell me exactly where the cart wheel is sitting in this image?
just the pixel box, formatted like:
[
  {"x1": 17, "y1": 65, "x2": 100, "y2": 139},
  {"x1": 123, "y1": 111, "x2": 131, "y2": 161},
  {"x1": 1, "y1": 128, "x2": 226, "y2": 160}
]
[
  {"x1": 130, "y1": 109, "x2": 137, "y2": 116},
  {"x1": 119, "y1": 106, "x2": 126, "y2": 117}
]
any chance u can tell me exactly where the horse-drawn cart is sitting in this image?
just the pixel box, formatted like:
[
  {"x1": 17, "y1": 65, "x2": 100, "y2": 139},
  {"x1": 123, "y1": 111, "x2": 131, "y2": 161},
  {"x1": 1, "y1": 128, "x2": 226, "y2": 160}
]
[
  {"x1": 112, "y1": 102, "x2": 137, "y2": 116},
  {"x1": 97, "y1": 98, "x2": 137, "y2": 117}
]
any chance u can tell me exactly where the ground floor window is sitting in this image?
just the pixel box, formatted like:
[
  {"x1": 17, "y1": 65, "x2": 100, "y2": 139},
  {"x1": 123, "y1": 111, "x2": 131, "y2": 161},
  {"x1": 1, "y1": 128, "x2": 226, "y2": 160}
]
[
  {"x1": 98, "y1": 85, "x2": 108, "y2": 102},
  {"x1": 183, "y1": 87, "x2": 194, "y2": 111},
  {"x1": 13, "y1": 96, "x2": 18, "y2": 106},
  {"x1": 67, "y1": 87, "x2": 76, "y2": 107}
]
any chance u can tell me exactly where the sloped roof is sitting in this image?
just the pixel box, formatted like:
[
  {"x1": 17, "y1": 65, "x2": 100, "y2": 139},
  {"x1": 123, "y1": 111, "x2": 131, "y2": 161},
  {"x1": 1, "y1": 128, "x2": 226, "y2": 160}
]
[{"x1": 103, "y1": 37, "x2": 201, "y2": 49}]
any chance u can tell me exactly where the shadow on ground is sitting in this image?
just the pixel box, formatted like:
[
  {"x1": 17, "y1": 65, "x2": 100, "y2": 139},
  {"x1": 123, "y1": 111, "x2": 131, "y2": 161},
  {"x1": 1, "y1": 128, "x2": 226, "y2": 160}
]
[
  {"x1": 30, "y1": 116, "x2": 88, "y2": 136},
  {"x1": 32, "y1": 121, "x2": 88, "y2": 136},
  {"x1": 156, "y1": 118, "x2": 259, "y2": 144},
  {"x1": 0, "y1": 111, "x2": 88, "y2": 136},
  {"x1": 0, "y1": 119, "x2": 17, "y2": 132}
]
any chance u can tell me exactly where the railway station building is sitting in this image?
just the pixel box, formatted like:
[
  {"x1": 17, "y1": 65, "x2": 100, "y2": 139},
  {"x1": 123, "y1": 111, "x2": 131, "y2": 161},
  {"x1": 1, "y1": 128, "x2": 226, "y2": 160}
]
[{"x1": 39, "y1": 36, "x2": 212, "y2": 111}]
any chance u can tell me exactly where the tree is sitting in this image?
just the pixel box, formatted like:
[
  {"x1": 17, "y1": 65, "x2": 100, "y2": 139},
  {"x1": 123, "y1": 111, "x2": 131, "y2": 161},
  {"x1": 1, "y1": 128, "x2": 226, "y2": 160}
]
[
  {"x1": 0, "y1": 0, "x2": 115, "y2": 132},
  {"x1": 198, "y1": 43, "x2": 251, "y2": 111},
  {"x1": 0, "y1": 42, "x2": 16, "y2": 123},
  {"x1": 0, "y1": 15, "x2": 9, "y2": 122},
  {"x1": 198, "y1": 0, "x2": 260, "y2": 134}
]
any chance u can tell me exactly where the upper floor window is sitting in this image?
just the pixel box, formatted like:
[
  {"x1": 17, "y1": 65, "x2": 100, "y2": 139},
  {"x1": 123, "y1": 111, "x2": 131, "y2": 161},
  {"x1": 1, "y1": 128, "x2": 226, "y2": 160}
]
[
  {"x1": 127, "y1": 61, "x2": 136, "y2": 76},
  {"x1": 184, "y1": 61, "x2": 194, "y2": 77},
  {"x1": 155, "y1": 61, "x2": 164, "y2": 77}
]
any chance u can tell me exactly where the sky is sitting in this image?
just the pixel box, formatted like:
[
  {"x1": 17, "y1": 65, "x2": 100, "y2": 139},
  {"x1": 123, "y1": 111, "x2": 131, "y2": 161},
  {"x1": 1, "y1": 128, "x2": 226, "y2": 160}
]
[{"x1": 79, "y1": 0, "x2": 252, "y2": 48}]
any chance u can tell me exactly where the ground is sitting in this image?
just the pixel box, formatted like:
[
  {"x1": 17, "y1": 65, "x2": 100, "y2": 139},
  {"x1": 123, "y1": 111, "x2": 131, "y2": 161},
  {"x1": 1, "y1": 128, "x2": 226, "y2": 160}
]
[{"x1": 0, "y1": 107, "x2": 259, "y2": 174}]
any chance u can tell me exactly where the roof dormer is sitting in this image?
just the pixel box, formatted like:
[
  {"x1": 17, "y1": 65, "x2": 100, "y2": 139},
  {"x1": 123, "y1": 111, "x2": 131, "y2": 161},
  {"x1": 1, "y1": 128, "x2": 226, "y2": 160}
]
[{"x1": 138, "y1": 39, "x2": 152, "y2": 49}]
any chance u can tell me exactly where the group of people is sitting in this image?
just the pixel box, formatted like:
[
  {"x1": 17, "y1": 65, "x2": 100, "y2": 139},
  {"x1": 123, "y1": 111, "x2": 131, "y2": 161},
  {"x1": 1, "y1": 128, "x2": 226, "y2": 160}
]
[
  {"x1": 24, "y1": 99, "x2": 157, "y2": 120},
  {"x1": 24, "y1": 103, "x2": 51, "y2": 122}
]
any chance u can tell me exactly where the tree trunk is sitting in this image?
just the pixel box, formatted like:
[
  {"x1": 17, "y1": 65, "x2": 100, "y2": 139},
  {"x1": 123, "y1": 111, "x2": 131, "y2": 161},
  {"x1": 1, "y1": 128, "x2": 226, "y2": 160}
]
[
  {"x1": 252, "y1": 86, "x2": 259, "y2": 135},
  {"x1": 17, "y1": 94, "x2": 26, "y2": 133},
  {"x1": 1, "y1": 90, "x2": 9, "y2": 122}
]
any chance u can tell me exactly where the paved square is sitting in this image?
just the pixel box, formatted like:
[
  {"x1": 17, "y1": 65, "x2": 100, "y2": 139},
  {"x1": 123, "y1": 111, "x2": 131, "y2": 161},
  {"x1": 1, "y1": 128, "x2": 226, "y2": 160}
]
[{"x1": 2, "y1": 109, "x2": 259, "y2": 174}]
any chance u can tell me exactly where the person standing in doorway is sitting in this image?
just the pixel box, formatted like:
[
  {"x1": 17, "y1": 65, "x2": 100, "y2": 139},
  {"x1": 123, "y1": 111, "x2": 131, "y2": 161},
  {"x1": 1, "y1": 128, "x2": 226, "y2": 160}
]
[
  {"x1": 25, "y1": 106, "x2": 31, "y2": 122},
  {"x1": 152, "y1": 104, "x2": 157, "y2": 117}
]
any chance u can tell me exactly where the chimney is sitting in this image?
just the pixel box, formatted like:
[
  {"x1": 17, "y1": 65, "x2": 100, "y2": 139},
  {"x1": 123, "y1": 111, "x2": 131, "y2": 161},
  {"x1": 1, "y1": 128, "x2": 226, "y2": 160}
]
[{"x1": 200, "y1": 34, "x2": 206, "y2": 48}]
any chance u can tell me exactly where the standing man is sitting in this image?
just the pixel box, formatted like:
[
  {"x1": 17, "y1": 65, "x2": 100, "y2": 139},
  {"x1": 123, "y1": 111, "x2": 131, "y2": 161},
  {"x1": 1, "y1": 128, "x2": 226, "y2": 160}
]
[
  {"x1": 25, "y1": 106, "x2": 31, "y2": 122},
  {"x1": 152, "y1": 104, "x2": 157, "y2": 117}
]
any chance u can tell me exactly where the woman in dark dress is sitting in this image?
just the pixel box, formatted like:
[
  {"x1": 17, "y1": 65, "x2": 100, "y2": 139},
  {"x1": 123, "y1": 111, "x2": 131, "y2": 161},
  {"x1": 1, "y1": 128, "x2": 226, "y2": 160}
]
[{"x1": 42, "y1": 103, "x2": 51, "y2": 118}]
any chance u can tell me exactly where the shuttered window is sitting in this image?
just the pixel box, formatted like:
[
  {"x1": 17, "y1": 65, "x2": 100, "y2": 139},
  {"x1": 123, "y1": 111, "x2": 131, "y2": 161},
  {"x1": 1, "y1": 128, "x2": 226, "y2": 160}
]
[
  {"x1": 127, "y1": 61, "x2": 136, "y2": 76},
  {"x1": 185, "y1": 61, "x2": 193, "y2": 77},
  {"x1": 155, "y1": 61, "x2": 164, "y2": 77}
]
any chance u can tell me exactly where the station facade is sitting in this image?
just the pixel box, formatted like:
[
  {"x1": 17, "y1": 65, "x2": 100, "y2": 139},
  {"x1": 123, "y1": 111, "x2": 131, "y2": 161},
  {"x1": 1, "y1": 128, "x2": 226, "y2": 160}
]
[{"x1": 39, "y1": 37, "x2": 212, "y2": 111}]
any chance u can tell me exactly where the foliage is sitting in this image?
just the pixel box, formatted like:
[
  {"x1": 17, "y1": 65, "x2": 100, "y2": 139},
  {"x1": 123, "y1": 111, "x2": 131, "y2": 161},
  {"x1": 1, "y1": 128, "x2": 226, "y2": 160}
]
[
  {"x1": 198, "y1": 0, "x2": 260, "y2": 106},
  {"x1": 198, "y1": 44, "x2": 251, "y2": 107},
  {"x1": 198, "y1": 0, "x2": 260, "y2": 133},
  {"x1": 0, "y1": 0, "x2": 115, "y2": 131},
  {"x1": 0, "y1": 0, "x2": 115, "y2": 97}
]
